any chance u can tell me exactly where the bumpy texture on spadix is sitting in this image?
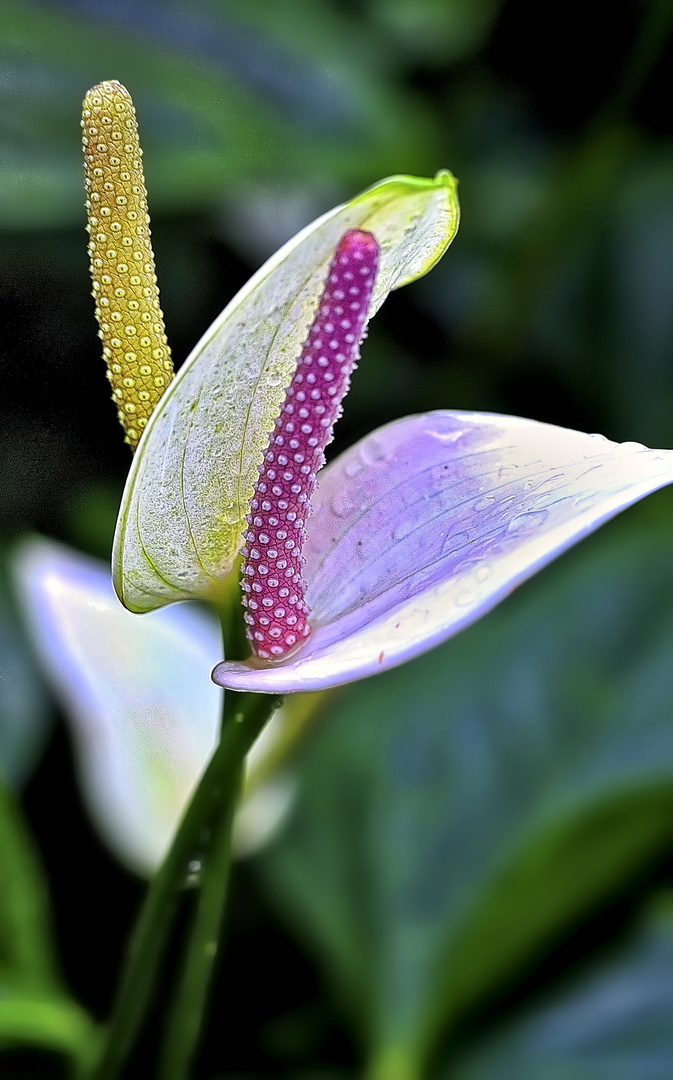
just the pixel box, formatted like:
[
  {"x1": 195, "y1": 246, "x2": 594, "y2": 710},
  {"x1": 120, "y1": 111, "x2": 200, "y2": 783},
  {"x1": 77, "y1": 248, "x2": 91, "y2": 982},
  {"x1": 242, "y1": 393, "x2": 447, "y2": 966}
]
[
  {"x1": 242, "y1": 230, "x2": 379, "y2": 660},
  {"x1": 82, "y1": 81, "x2": 173, "y2": 449}
]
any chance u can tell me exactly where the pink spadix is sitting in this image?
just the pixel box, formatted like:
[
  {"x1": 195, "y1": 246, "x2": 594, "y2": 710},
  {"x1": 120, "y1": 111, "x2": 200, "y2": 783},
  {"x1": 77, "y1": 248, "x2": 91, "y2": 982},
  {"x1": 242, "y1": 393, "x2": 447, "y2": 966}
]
[{"x1": 241, "y1": 229, "x2": 379, "y2": 660}]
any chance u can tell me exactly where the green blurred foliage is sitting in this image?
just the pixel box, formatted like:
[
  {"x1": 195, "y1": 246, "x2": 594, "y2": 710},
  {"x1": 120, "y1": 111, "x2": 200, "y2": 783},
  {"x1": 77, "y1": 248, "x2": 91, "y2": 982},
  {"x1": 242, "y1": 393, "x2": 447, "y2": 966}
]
[
  {"x1": 0, "y1": 563, "x2": 51, "y2": 788},
  {"x1": 448, "y1": 896, "x2": 673, "y2": 1080},
  {"x1": 259, "y1": 503, "x2": 673, "y2": 1077},
  {"x1": 0, "y1": 779, "x2": 99, "y2": 1072},
  {"x1": 3, "y1": 0, "x2": 673, "y2": 1075},
  {"x1": 0, "y1": 0, "x2": 442, "y2": 227}
]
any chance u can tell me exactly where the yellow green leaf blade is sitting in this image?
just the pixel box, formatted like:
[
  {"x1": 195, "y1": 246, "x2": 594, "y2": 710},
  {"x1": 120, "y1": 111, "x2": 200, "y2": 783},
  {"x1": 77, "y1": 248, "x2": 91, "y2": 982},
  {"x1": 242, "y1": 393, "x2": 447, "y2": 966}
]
[{"x1": 113, "y1": 171, "x2": 459, "y2": 612}]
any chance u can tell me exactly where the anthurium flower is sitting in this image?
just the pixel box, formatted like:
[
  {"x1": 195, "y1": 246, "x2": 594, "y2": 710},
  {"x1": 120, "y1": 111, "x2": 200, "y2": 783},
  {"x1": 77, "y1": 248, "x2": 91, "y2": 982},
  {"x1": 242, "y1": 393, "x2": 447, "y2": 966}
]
[
  {"x1": 12, "y1": 538, "x2": 296, "y2": 874},
  {"x1": 92, "y1": 82, "x2": 673, "y2": 697}
]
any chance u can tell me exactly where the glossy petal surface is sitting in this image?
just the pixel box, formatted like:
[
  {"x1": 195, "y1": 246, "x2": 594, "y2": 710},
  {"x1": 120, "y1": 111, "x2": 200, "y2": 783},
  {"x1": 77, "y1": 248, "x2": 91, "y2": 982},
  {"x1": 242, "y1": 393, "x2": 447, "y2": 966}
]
[
  {"x1": 114, "y1": 173, "x2": 459, "y2": 612},
  {"x1": 214, "y1": 410, "x2": 673, "y2": 692},
  {"x1": 13, "y1": 538, "x2": 222, "y2": 875}
]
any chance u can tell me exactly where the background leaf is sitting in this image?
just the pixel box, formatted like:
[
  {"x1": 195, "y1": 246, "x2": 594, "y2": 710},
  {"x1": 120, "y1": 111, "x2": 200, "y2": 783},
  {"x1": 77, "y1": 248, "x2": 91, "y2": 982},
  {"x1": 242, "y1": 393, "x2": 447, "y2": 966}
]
[
  {"x1": 0, "y1": 782, "x2": 56, "y2": 987},
  {"x1": 0, "y1": 984, "x2": 99, "y2": 1074},
  {"x1": 448, "y1": 897, "x2": 673, "y2": 1080},
  {"x1": 366, "y1": 0, "x2": 503, "y2": 64},
  {"x1": 0, "y1": 781, "x2": 98, "y2": 1070},
  {"x1": 0, "y1": 561, "x2": 51, "y2": 788},
  {"x1": 260, "y1": 500, "x2": 673, "y2": 1076},
  {"x1": 0, "y1": 0, "x2": 439, "y2": 229}
]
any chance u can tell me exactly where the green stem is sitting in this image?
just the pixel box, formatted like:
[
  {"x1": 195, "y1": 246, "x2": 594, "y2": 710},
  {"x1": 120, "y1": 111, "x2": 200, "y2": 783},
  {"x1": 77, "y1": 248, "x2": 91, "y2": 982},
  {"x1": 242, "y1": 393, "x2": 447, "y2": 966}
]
[
  {"x1": 157, "y1": 690, "x2": 273, "y2": 1079},
  {"x1": 156, "y1": 580, "x2": 273, "y2": 1078},
  {"x1": 93, "y1": 682, "x2": 276, "y2": 1079}
]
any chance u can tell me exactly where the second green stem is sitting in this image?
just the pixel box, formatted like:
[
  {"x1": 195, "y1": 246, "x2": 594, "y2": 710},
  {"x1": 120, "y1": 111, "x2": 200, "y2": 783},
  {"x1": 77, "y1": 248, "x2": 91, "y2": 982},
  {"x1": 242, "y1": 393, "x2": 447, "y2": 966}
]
[{"x1": 157, "y1": 689, "x2": 272, "y2": 1079}]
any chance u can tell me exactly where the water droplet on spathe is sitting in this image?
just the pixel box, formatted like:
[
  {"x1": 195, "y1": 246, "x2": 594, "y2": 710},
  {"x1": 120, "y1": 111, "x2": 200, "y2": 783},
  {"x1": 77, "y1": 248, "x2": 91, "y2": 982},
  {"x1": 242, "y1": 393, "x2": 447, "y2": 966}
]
[
  {"x1": 572, "y1": 494, "x2": 596, "y2": 511},
  {"x1": 360, "y1": 436, "x2": 388, "y2": 466},
  {"x1": 392, "y1": 519, "x2": 416, "y2": 541},
  {"x1": 222, "y1": 501, "x2": 240, "y2": 525},
  {"x1": 330, "y1": 493, "x2": 355, "y2": 518},
  {"x1": 442, "y1": 530, "x2": 470, "y2": 555},
  {"x1": 507, "y1": 509, "x2": 548, "y2": 533},
  {"x1": 456, "y1": 589, "x2": 475, "y2": 607},
  {"x1": 432, "y1": 426, "x2": 462, "y2": 444},
  {"x1": 474, "y1": 494, "x2": 496, "y2": 511}
]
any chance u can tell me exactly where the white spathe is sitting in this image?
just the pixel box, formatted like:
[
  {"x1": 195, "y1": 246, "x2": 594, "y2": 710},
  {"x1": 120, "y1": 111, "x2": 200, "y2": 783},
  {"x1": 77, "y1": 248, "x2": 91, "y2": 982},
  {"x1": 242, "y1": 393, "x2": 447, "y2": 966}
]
[{"x1": 13, "y1": 538, "x2": 291, "y2": 875}]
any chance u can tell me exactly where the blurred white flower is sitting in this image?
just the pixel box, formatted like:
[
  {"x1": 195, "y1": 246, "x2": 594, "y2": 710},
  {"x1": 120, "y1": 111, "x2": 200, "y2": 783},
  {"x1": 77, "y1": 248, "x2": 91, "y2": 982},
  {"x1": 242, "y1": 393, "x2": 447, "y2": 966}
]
[{"x1": 12, "y1": 537, "x2": 293, "y2": 876}]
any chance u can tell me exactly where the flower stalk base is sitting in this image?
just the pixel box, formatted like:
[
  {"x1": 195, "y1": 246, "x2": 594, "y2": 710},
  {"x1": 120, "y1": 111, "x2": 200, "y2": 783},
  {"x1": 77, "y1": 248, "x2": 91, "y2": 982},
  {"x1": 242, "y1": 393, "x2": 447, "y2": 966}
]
[{"x1": 94, "y1": 670, "x2": 277, "y2": 1078}]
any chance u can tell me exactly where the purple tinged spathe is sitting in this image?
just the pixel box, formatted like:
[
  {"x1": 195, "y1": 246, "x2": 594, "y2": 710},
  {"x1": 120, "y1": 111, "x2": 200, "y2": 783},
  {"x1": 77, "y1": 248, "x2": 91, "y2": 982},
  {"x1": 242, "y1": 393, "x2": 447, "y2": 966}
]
[{"x1": 214, "y1": 412, "x2": 673, "y2": 692}]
